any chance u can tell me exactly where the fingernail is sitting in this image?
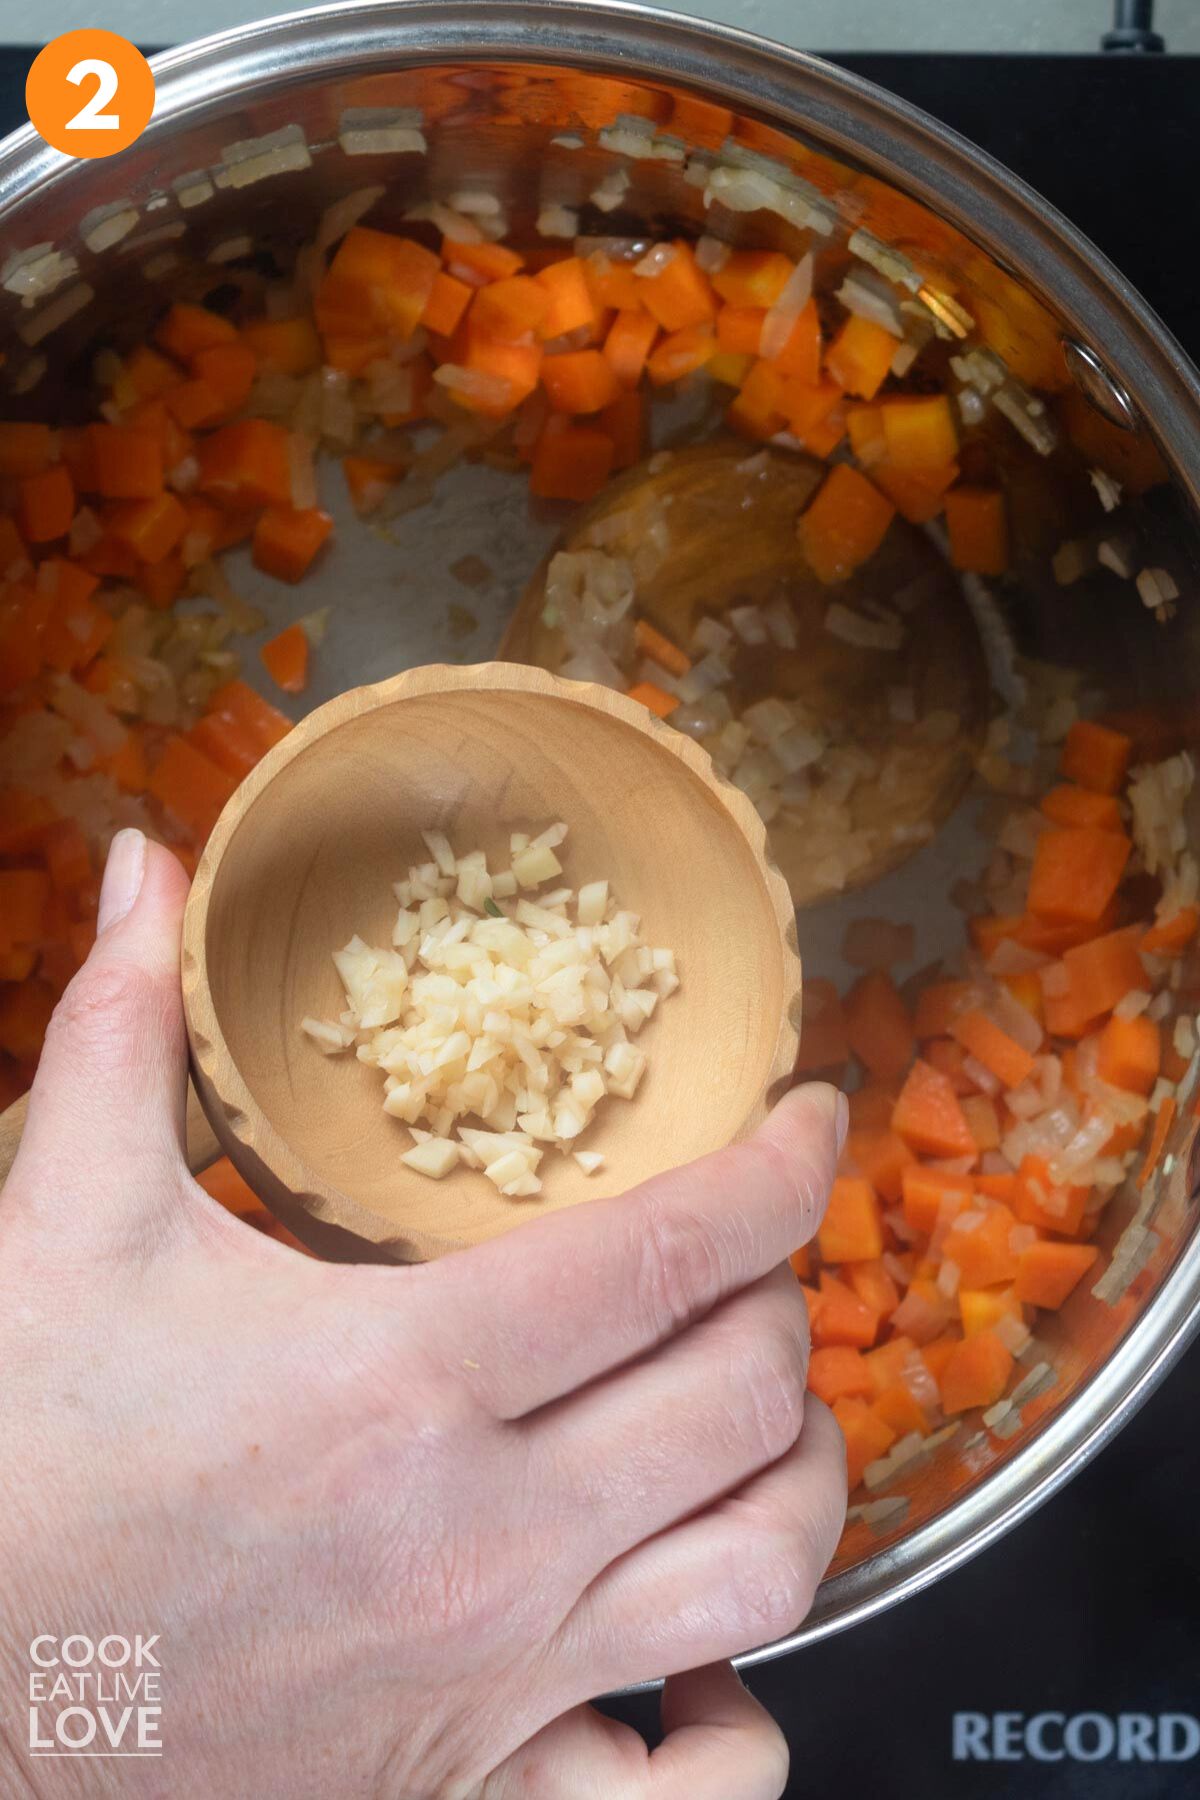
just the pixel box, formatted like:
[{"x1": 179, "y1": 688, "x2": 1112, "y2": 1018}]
[
  {"x1": 834, "y1": 1089, "x2": 849, "y2": 1156},
  {"x1": 98, "y1": 828, "x2": 147, "y2": 933}
]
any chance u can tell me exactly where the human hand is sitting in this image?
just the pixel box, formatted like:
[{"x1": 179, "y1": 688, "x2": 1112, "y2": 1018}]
[{"x1": 1, "y1": 829, "x2": 846, "y2": 1799}]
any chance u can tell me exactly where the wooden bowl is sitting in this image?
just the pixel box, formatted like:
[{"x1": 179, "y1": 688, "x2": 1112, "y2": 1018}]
[{"x1": 183, "y1": 662, "x2": 801, "y2": 1262}]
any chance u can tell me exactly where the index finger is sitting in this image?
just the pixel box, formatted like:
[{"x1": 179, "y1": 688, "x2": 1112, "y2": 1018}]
[{"x1": 421, "y1": 1081, "x2": 844, "y2": 1418}]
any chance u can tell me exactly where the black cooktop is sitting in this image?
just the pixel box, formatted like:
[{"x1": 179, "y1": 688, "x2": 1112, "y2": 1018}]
[{"x1": 2, "y1": 45, "x2": 1198, "y2": 1798}]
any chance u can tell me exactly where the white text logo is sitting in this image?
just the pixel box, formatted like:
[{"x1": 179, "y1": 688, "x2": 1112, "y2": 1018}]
[
  {"x1": 27, "y1": 1635, "x2": 162, "y2": 1759},
  {"x1": 953, "y1": 1712, "x2": 1200, "y2": 1763}
]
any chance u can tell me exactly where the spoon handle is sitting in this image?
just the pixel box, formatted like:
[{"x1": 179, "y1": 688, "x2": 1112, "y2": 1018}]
[{"x1": 0, "y1": 1084, "x2": 221, "y2": 1193}]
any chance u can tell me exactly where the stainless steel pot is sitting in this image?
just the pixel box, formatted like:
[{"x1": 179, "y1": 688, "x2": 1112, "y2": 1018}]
[{"x1": 3, "y1": 0, "x2": 1199, "y2": 1658}]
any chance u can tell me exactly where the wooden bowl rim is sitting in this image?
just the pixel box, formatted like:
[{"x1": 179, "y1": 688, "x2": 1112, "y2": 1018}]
[{"x1": 182, "y1": 660, "x2": 802, "y2": 1256}]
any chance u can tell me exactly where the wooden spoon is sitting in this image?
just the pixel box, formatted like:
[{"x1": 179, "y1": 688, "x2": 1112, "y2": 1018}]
[{"x1": 502, "y1": 441, "x2": 990, "y2": 907}]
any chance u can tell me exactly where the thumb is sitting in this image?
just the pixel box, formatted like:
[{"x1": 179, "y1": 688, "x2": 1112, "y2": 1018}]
[{"x1": 14, "y1": 830, "x2": 191, "y2": 1209}]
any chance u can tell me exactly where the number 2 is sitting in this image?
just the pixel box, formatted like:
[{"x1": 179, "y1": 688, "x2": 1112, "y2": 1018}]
[{"x1": 64, "y1": 58, "x2": 120, "y2": 131}]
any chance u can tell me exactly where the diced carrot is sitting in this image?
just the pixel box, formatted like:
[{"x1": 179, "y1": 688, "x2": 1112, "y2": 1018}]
[
  {"x1": 646, "y1": 324, "x2": 716, "y2": 386},
  {"x1": 870, "y1": 457, "x2": 959, "y2": 526},
  {"x1": 541, "y1": 349, "x2": 621, "y2": 415},
  {"x1": 874, "y1": 1383, "x2": 932, "y2": 1438},
  {"x1": 717, "y1": 305, "x2": 766, "y2": 357},
  {"x1": 17, "y1": 465, "x2": 74, "y2": 542},
  {"x1": 1015, "y1": 1241, "x2": 1099, "y2": 1308},
  {"x1": 99, "y1": 729, "x2": 149, "y2": 794},
  {"x1": 797, "y1": 463, "x2": 895, "y2": 585},
  {"x1": 863, "y1": 1336, "x2": 916, "y2": 1396},
  {"x1": 948, "y1": 1008, "x2": 1035, "y2": 1090},
  {"x1": 969, "y1": 913, "x2": 1023, "y2": 959},
  {"x1": 728, "y1": 358, "x2": 789, "y2": 440},
  {"x1": 603, "y1": 310, "x2": 659, "y2": 387},
  {"x1": 914, "y1": 979, "x2": 977, "y2": 1041},
  {"x1": 0, "y1": 581, "x2": 53, "y2": 692},
  {"x1": 958, "y1": 1285, "x2": 1024, "y2": 1339},
  {"x1": 342, "y1": 455, "x2": 404, "y2": 515},
  {"x1": 921, "y1": 1331, "x2": 962, "y2": 1386},
  {"x1": 529, "y1": 421, "x2": 614, "y2": 502},
  {"x1": 0, "y1": 515, "x2": 27, "y2": 575},
  {"x1": 445, "y1": 238, "x2": 525, "y2": 284},
  {"x1": 147, "y1": 735, "x2": 238, "y2": 840},
  {"x1": 939, "y1": 1328, "x2": 1013, "y2": 1415},
  {"x1": 197, "y1": 1154, "x2": 267, "y2": 1218},
  {"x1": 190, "y1": 342, "x2": 258, "y2": 413},
  {"x1": 892, "y1": 1058, "x2": 977, "y2": 1159},
  {"x1": 891, "y1": 1278, "x2": 955, "y2": 1345},
  {"x1": 962, "y1": 1093, "x2": 1001, "y2": 1152},
  {"x1": 1059, "y1": 924, "x2": 1147, "y2": 1023},
  {"x1": 624, "y1": 681, "x2": 679, "y2": 719},
  {"x1": 87, "y1": 424, "x2": 164, "y2": 500},
  {"x1": 637, "y1": 242, "x2": 716, "y2": 332},
  {"x1": 1012, "y1": 1154, "x2": 1089, "y2": 1236},
  {"x1": 40, "y1": 562, "x2": 110, "y2": 673},
  {"x1": 824, "y1": 314, "x2": 896, "y2": 399},
  {"x1": 105, "y1": 492, "x2": 188, "y2": 564},
  {"x1": 584, "y1": 255, "x2": 644, "y2": 313},
  {"x1": 848, "y1": 1083, "x2": 901, "y2": 1132},
  {"x1": 0, "y1": 421, "x2": 55, "y2": 477},
  {"x1": 812, "y1": 1271, "x2": 879, "y2": 1349},
  {"x1": 782, "y1": 379, "x2": 844, "y2": 445},
  {"x1": 808, "y1": 1345, "x2": 874, "y2": 1406},
  {"x1": 788, "y1": 1244, "x2": 811, "y2": 1282},
  {"x1": 535, "y1": 257, "x2": 600, "y2": 339},
  {"x1": 1060, "y1": 718, "x2": 1132, "y2": 795},
  {"x1": 772, "y1": 301, "x2": 823, "y2": 382},
  {"x1": 1138, "y1": 1096, "x2": 1175, "y2": 1186},
  {"x1": 1026, "y1": 826, "x2": 1131, "y2": 924},
  {"x1": 1141, "y1": 907, "x2": 1200, "y2": 955},
  {"x1": 803, "y1": 403, "x2": 848, "y2": 460},
  {"x1": 597, "y1": 389, "x2": 645, "y2": 472},
  {"x1": 256, "y1": 622, "x2": 309, "y2": 695},
  {"x1": 420, "y1": 271, "x2": 474, "y2": 338},
  {"x1": 252, "y1": 506, "x2": 333, "y2": 585},
  {"x1": 164, "y1": 379, "x2": 227, "y2": 431},
  {"x1": 845, "y1": 1128, "x2": 913, "y2": 1202},
  {"x1": 633, "y1": 619, "x2": 690, "y2": 677},
  {"x1": 1039, "y1": 784, "x2": 1123, "y2": 831},
  {"x1": 188, "y1": 712, "x2": 262, "y2": 780},
  {"x1": 843, "y1": 970, "x2": 914, "y2": 1081},
  {"x1": 197, "y1": 419, "x2": 292, "y2": 509},
  {"x1": 975, "y1": 1172, "x2": 1017, "y2": 1203},
  {"x1": 924, "y1": 1036, "x2": 979, "y2": 1096},
  {"x1": 0, "y1": 789, "x2": 55, "y2": 856},
  {"x1": 156, "y1": 302, "x2": 237, "y2": 361},
  {"x1": 1002, "y1": 972, "x2": 1044, "y2": 1026},
  {"x1": 240, "y1": 314, "x2": 322, "y2": 376},
  {"x1": 315, "y1": 228, "x2": 440, "y2": 340},
  {"x1": 1017, "y1": 905, "x2": 1119, "y2": 955},
  {"x1": 711, "y1": 251, "x2": 795, "y2": 309},
  {"x1": 879, "y1": 395, "x2": 958, "y2": 469},
  {"x1": 795, "y1": 977, "x2": 850, "y2": 1073},
  {"x1": 943, "y1": 1202, "x2": 1020, "y2": 1288},
  {"x1": 901, "y1": 1165, "x2": 973, "y2": 1235},
  {"x1": 461, "y1": 336, "x2": 543, "y2": 413},
  {"x1": 833, "y1": 1396, "x2": 896, "y2": 1487},
  {"x1": 847, "y1": 1257, "x2": 900, "y2": 1318},
  {"x1": 471, "y1": 275, "x2": 551, "y2": 342},
  {"x1": 819, "y1": 1176, "x2": 884, "y2": 1264},
  {"x1": 0, "y1": 980, "x2": 56, "y2": 1062},
  {"x1": 0, "y1": 868, "x2": 50, "y2": 949},
  {"x1": 206, "y1": 679, "x2": 292, "y2": 753},
  {"x1": 944, "y1": 486, "x2": 1008, "y2": 576},
  {"x1": 41, "y1": 818, "x2": 90, "y2": 894}
]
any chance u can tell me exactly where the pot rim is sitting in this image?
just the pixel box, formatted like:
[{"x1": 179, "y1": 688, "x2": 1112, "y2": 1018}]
[{"x1": 3, "y1": 0, "x2": 1199, "y2": 1657}]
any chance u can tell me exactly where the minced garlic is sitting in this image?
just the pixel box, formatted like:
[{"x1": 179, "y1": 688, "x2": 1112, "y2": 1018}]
[{"x1": 300, "y1": 825, "x2": 678, "y2": 1196}]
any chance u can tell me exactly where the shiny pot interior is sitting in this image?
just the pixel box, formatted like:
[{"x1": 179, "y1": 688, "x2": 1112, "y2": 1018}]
[{"x1": 2, "y1": 0, "x2": 1200, "y2": 1656}]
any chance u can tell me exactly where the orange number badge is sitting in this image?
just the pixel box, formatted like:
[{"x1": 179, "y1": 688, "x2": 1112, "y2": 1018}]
[{"x1": 26, "y1": 29, "x2": 155, "y2": 159}]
